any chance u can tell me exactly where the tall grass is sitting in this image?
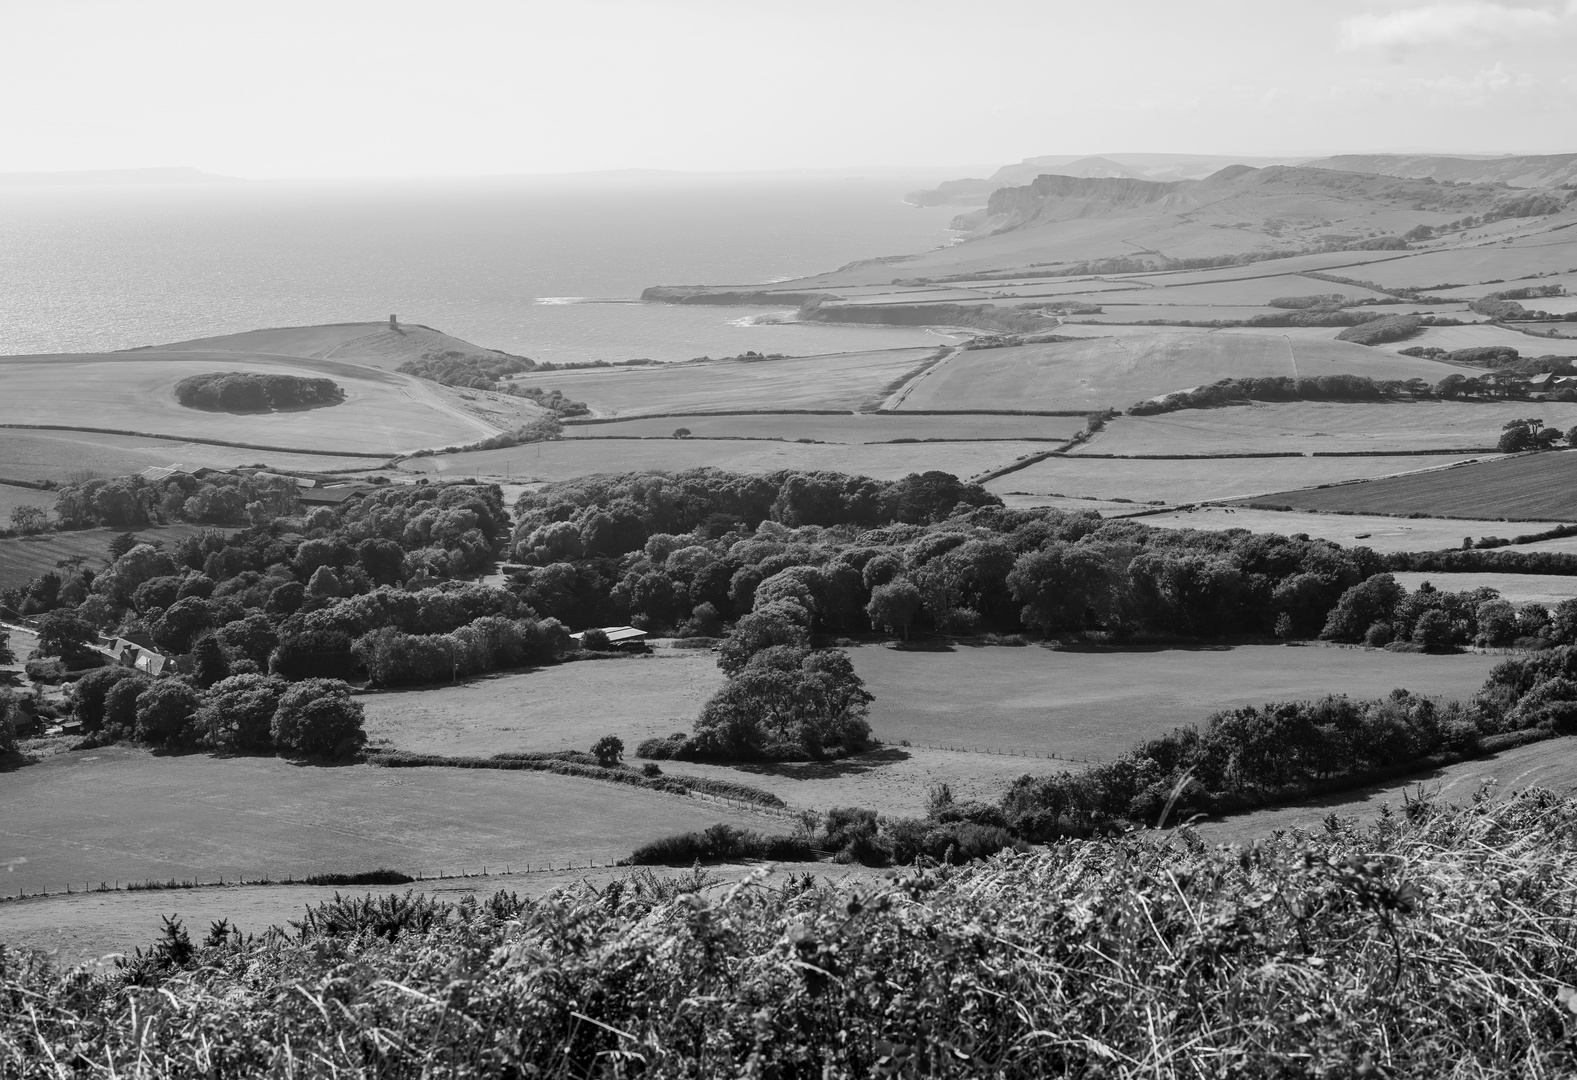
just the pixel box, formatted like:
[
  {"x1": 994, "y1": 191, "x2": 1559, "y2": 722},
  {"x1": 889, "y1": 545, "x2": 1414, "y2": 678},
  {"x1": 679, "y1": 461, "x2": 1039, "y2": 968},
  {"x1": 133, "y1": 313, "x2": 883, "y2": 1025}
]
[{"x1": 5, "y1": 789, "x2": 1577, "y2": 1075}]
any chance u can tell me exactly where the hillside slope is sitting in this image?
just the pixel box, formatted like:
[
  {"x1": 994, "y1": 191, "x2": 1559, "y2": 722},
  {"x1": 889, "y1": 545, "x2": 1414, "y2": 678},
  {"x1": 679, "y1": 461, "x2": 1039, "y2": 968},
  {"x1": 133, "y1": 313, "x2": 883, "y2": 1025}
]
[{"x1": 1307, "y1": 153, "x2": 1577, "y2": 189}]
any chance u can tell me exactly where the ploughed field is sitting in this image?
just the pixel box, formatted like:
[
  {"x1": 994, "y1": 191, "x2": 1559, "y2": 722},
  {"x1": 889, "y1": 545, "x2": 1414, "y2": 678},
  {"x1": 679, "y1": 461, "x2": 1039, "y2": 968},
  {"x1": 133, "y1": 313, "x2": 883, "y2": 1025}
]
[
  {"x1": 565, "y1": 412, "x2": 1083, "y2": 443},
  {"x1": 0, "y1": 352, "x2": 495, "y2": 454},
  {"x1": 848, "y1": 643, "x2": 1502, "y2": 759},
  {"x1": 0, "y1": 525, "x2": 237, "y2": 593},
  {"x1": 0, "y1": 746, "x2": 770, "y2": 897},
  {"x1": 988, "y1": 453, "x2": 1478, "y2": 505},
  {"x1": 1233, "y1": 450, "x2": 1577, "y2": 521},
  {"x1": 399, "y1": 436, "x2": 1053, "y2": 484}
]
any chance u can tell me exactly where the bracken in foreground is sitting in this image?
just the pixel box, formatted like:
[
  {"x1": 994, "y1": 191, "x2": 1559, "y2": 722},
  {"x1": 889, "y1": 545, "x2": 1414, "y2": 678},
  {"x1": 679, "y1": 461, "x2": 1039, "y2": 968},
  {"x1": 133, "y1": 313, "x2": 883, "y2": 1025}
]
[{"x1": 4, "y1": 788, "x2": 1577, "y2": 1076}]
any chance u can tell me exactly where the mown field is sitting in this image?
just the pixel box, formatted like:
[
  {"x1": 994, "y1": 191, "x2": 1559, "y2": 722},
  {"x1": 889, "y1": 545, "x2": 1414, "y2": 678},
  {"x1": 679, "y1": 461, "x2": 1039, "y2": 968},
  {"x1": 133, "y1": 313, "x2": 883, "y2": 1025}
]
[
  {"x1": 894, "y1": 333, "x2": 1467, "y2": 414},
  {"x1": 515, "y1": 348, "x2": 936, "y2": 417},
  {"x1": 0, "y1": 525, "x2": 236, "y2": 593},
  {"x1": 1077, "y1": 400, "x2": 1573, "y2": 456},
  {"x1": 0, "y1": 746, "x2": 770, "y2": 897},
  {"x1": 988, "y1": 453, "x2": 1476, "y2": 505},
  {"x1": 848, "y1": 643, "x2": 1501, "y2": 758},
  {"x1": 564, "y1": 413, "x2": 1083, "y2": 442},
  {"x1": 1233, "y1": 450, "x2": 1577, "y2": 520},
  {"x1": 400, "y1": 436, "x2": 1051, "y2": 483},
  {"x1": 0, "y1": 429, "x2": 381, "y2": 485},
  {"x1": 1138, "y1": 506, "x2": 1566, "y2": 553},
  {"x1": 0, "y1": 352, "x2": 494, "y2": 454}
]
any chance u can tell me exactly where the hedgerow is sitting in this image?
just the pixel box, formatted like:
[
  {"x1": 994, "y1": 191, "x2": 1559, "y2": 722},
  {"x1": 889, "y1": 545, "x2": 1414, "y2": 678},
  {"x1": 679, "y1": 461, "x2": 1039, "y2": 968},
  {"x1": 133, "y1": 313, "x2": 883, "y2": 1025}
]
[{"x1": 8, "y1": 789, "x2": 1577, "y2": 1074}]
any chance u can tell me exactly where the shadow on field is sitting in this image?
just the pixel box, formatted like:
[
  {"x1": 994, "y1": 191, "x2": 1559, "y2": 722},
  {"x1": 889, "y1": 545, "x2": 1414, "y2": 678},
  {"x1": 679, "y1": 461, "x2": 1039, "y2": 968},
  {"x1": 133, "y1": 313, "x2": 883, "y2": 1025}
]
[
  {"x1": 723, "y1": 745, "x2": 911, "y2": 780},
  {"x1": 1049, "y1": 641, "x2": 1235, "y2": 654}
]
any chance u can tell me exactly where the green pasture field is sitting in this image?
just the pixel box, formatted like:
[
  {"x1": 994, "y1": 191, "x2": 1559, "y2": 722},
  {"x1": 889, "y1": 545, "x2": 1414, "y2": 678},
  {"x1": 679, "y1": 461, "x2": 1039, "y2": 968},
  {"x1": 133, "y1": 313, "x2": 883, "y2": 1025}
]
[
  {"x1": 988, "y1": 453, "x2": 1476, "y2": 505},
  {"x1": 516, "y1": 348, "x2": 936, "y2": 418},
  {"x1": 0, "y1": 429, "x2": 383, "y2": 486},
  {"x1": 359, "y1": 651, "x2": 1064, "y2": 818},
  {"x1": 0, "y1": 525, "x2": 234, "y2": 593},
  {"x1": 0, "y1": 745, "x2": 771, "y2": 897},
  {"x1": 1231, "y1": 450, "x2": 1577, "y2": 521},
  {"x1": 564, "y1": 413, "x2": 1084, "y2": 443},
  {"x1": 400, "y1": 436, "x2": 1052, "y2": 483},
  {"x1": 0, "y1": 352, "x2": 495, "y2": 454},
  {"x1": 848, "y1": 642, "x2": 1500, "y2": 759},
  {"x1": 1077, "y1": 400, "x2": 1574, "y2": 456},
  {"x1": 1135, "y1": 506, "x2": 1566, "y2": 554},
  {"x1": 1198, "y1": 735, "x2": 1577, "y2": 845},
  {"x1": 361, "y1": 653, "x2": 727, "y2": 759},
  {"x1": 1348, "y1": 230, "x2": 1577, "y2": 290},
  {"x1": 893, "y1": 333, "x2": 1466, "y2": 414},
  {"x1": 1387, "y1": 572, "x2": 1577, "y2": 605},
  {"x1": 1372, "y1": 323, "x2": 1561, "y2": 356}
]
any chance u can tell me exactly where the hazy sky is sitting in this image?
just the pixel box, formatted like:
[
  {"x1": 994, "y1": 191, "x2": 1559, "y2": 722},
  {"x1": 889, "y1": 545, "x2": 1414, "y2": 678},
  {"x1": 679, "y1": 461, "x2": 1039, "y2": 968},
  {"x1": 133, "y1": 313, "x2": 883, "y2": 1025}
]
[{"x1": 5, "y1": 0, "x2": 1575, "y2": 178}]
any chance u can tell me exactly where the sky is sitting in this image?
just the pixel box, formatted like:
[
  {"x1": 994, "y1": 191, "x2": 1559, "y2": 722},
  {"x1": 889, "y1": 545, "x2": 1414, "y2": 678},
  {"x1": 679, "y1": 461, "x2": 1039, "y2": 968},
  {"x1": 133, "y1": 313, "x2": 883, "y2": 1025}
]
[{"x1": 3, "y1": 0, "x2": 1575, "y2": 179}]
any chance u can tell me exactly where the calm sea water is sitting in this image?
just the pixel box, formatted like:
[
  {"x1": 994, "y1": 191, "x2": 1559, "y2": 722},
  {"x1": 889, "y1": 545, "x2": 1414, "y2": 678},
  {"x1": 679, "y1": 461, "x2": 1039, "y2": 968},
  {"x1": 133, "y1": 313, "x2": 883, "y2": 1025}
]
[{"x1": 0, "y1": 174, "x2": 964, "y2": 363}]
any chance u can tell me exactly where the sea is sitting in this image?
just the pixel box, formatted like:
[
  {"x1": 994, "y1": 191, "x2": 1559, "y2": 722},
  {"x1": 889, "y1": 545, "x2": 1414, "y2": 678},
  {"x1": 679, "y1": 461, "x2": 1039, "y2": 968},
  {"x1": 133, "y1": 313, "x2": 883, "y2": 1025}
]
[{"x1": 0, "y1": 172, "x2": 966, "y2": 364}]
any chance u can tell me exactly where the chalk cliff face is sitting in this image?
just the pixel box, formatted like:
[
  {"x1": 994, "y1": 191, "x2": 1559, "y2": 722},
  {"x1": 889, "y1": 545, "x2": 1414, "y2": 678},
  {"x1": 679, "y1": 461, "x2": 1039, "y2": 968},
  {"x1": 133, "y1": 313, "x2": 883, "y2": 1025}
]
[{"x1": 981, "y1": 174, "x2": 1182, "y2": 231}]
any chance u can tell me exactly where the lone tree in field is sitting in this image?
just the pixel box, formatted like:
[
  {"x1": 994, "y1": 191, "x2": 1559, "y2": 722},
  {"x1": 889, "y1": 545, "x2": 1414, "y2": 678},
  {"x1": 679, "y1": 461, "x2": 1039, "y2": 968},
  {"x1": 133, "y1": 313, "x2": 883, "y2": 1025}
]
[
  {"x1": 592, "y1": 734, "x2": 624, "y2": 767},
  {"x1": 672, "y1": 427, "x2": 691, "y2": 439},
  {"x1": 866, "y1": 578, "x2": 922, "y2": 641},
  {"x1": 271, "y1": 678, "x2": 365, "y2": 758}
]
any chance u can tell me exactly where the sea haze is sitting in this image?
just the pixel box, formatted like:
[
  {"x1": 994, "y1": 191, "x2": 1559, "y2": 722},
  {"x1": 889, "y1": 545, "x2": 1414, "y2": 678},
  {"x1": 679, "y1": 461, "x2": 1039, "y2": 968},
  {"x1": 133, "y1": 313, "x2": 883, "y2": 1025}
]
[{"x1": 0, "y1": 174, "x2": 963, "y2": 362}]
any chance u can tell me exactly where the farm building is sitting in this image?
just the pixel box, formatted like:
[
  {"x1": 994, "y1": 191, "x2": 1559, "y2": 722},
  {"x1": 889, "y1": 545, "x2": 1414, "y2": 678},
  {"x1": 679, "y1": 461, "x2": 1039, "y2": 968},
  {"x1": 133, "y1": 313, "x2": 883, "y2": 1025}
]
[
  {"x1": 97, "y1": 632, "x2": 170, "y2": 676},
  {"x1": 298, "y1": 484, "x2": 373, "y2": 507},
  {"x1": 569, "y1": 626, "x2": 649, "y2": 650}
]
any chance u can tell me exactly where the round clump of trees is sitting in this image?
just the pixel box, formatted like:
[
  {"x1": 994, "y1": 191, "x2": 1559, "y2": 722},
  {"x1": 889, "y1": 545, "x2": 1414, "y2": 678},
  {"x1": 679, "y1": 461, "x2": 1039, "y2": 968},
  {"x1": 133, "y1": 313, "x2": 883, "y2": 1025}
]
[{"x1": 174, "y1": 371, "x2": 343, "y2": 413}]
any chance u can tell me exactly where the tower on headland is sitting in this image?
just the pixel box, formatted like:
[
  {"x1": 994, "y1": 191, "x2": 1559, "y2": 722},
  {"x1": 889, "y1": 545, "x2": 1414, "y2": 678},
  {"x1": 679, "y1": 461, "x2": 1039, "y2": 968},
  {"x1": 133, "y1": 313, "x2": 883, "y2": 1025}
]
[{"x1": 389, "y1": 314, "x2": 398, "y2": 329}]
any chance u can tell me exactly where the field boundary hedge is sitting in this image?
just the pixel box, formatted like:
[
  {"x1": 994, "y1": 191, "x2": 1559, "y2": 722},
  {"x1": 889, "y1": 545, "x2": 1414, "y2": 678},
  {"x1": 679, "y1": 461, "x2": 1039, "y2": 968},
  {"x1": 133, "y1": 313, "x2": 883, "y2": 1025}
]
[
  {"x1": 0, "y1": 424, "x2": 391, "y2": 459},
  {"x1": 366, "y1": 749, "x2": 789, "y2": 811}
]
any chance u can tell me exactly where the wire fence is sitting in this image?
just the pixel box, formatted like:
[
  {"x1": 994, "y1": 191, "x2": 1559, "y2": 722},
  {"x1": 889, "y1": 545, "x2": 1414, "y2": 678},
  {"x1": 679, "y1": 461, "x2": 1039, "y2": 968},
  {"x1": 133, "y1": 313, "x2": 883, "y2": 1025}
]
[
  {"x1": 901, "y1": 741, "x2": 1106, "y2": 765},
  {"x1": 1, "y1": 858, "x2": 648, "y2": 903}
]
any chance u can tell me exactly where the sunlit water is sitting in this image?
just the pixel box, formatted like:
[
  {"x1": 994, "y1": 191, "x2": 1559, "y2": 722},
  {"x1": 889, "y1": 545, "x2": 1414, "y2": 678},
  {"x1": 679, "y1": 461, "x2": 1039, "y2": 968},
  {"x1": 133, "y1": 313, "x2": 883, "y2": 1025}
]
[{"x1": 0, "y1": 174, "x2": 964, "y2": 362}]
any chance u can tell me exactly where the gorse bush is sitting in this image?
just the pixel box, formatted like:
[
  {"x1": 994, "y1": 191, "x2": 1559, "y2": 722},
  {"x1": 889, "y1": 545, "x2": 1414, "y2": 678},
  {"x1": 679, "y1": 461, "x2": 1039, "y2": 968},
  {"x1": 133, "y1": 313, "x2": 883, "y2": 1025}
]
[{"x1": 10, "y1": 790, "x2": 1577, "y2": 1074}]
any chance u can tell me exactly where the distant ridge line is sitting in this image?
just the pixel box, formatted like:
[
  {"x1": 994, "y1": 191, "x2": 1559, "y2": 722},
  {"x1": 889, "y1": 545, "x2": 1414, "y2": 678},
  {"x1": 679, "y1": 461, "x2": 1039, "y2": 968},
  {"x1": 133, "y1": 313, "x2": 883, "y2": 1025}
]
[{"x1": 0, "y1": 424, "x2": 390, "y2": 458}]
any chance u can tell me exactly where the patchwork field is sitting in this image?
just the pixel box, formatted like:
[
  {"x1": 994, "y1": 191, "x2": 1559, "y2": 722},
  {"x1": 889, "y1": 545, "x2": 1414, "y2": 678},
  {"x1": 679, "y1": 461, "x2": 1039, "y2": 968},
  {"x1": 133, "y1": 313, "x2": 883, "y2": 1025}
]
[
  {"x1": 0, "y1": 746, "x2": 770, "y2": 897},
  {"x1": 1137, "y1": 506, "x2": 1566, "y2": 553},
  {"x1": 519, "y1": 348, "x2": 937, "y2": 417},
  {"x1": 0, "y1": 352, "x2": 495, "y2": 453},
  {"x1": 0, "y1": 429, "x2": 383, "y2": 485},
  {"x1": 894, "y1": 334, "x2": 1470, "y2": 414},
  {"x1": 565, "y1": 413, "x2": 1083, "y2": 443},
  {"x1": 1077, "y1": 400, "x2": 1574, "y2": 456},
  {"x1": 0, "y1": 525, "x2": 237, "y2": 593},
  {"x1": 848, "y1": 643, "x2": 1500, "y2": 758},
  {"x1": 988, "y1": 453, "x2": 1477, "y2": 505},
  {"x1": 400, "y1": 436, "x2": 1052, "y2": 483},
  {"x1": 1233, "y1": 450, "x2": 1577, "y2": 521}
]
